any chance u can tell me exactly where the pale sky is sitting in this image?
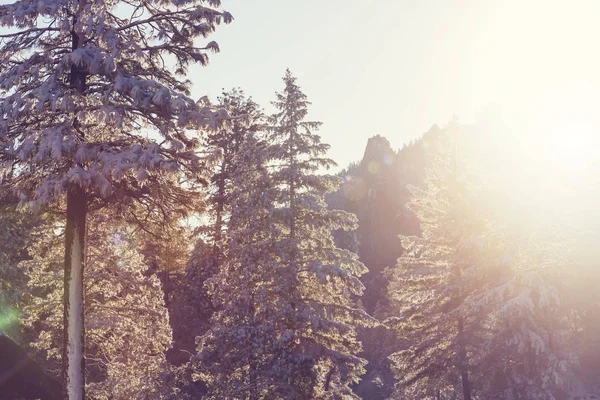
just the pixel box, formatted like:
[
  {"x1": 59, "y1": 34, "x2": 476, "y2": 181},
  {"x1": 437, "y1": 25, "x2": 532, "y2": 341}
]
[{"x1": 189, "y1": 0, "x2": 600, "y2": 169}]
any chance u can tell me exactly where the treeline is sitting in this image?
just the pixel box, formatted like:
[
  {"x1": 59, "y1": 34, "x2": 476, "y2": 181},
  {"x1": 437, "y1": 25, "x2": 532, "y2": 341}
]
[
  {"x1": 334, "y1": 123, "x2": 600, "y2": 400},
  {"x1": 1, "y1": 0, "x2": 600, "y2": 397},
  {"x1": 2, "y1": 71, "x2": 374, "y2": 399},
  {"x1": 4, "y1": 82, "x2": 600, "y2": 399}
]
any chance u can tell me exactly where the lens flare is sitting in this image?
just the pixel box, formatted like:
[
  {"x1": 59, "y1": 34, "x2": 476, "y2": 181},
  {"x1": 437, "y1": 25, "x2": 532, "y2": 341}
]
[{"x1": 0, "y1": 306, "x2": 20, "y2": 334}]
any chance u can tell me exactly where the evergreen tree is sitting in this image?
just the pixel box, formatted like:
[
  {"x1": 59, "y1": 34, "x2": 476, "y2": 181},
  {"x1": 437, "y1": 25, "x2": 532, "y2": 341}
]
[
  {"x1": 383, "y1": 129, "x2": 483, "y2": 399},
  {"x1": 195, "y1": 134, "x2": 280, "y2": 399},
  {"x1": 196, "y1": 71, "x2": 373, "y2": 399},
  {"x1": 203, "y1": 88, "x2": 265, "y2": 263},
  {"x1": 470, "y1": 230, "x2": 578, "y2": 400},
  {"x1": 164, "y1": 90, "x2": 265, "y2": 396},
  {"x1": 566, "y1": 263, "x2": 600, "y2": 397},
  {"x1": 176, "y1": 89, "x2": 265, "y2": 359},
  {"x1": 0, "y1": 1, "x2": 231, "y2": 397},
  {"x1": 384, "y1": 127, "x2": 579, "y2": 400}
]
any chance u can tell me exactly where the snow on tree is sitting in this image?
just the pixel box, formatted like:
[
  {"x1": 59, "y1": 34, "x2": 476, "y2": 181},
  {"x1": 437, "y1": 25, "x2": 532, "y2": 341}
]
[
  {"x1": 200, "y1": 88, "x2": 266, "y2": 262},
  {"x1": 195, "y1": 70, "x2": 374, "y2": 399},
  {"x1": 193, "y1": 134, "x2": 283, "y2": 399},
  {"x1": 384, "y1": 126, "x2": 579, "y2": 400},
  {"x1": 20, "y1": 212, "x2": 174, "y2": 399},
  {"x1": 468, "y1": 229, "x2": 579, "y2": 400},
  {"x1": 382, "y1": 127, "x2": 486, "y2": 399},
  {"x1": 156, "y1": 90, "x2": 266, "y2": 397},
  {"x1": 565, "y1": 261, "x2": 600, "y2": 398},
  {"x1": 0, "y1": 0, "x2": 231, "y2": 397},
  {"x1": 173, "y1": 89, "x2": 265, "y2": 360}
]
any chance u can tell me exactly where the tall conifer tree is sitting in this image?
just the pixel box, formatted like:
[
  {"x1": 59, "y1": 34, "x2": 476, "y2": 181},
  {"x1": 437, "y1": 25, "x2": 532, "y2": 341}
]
[
  {"x1": 0, "y1": 1, "x2": 231, "y2": 397},
  {"x1": 197, "y1": 71, "x2": 372, "y2": 399},
  {"x1": 384, "y1": 128, "x2": 578, "y2": 399}
]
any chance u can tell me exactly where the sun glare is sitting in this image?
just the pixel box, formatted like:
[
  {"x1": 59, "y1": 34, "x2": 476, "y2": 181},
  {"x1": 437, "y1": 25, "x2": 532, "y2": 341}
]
[
  {"x1": 546, "y1": 129, "x2": 595, "y2": 169},
  {"x1": 469, "y1": 82, "x2": 600, "y2": 239},
  {"x1": 506, "y1": 81, "x2": 599, "y2": 181}
]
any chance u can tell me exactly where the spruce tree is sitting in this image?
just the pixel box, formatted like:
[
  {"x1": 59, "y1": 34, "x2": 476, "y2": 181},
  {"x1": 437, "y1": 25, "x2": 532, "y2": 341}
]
[
  {"x1": 0, "y1": 1, "x2": 231, "y2": 397},
  {"x1": 196, "y1": 71, "x2": 373, "y2": 399},
  {"x1": 470, "y1": 230, "x2": 578, "y2": 399},
  {"x1": 204, "y1": 88, "x2": 265, "y2": 263},
  {"x1": 384, "y1": 127, "x2": 579, "y2": 399},
  {"x1": 383, "y1": 129, "x2": 482, "y2": 399},
  {"x1": 166, "y1": 90, "x2": 265, "y2": 394},
  {"x1": 179, "y1": 89, "x2": 265, "y2": 353},
  {"x1": 195, "y1": 134, "x2": 280, "y2": 399}
]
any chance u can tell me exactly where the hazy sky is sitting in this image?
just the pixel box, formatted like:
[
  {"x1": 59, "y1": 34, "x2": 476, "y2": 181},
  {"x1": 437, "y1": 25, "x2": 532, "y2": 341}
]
[{"x1": 190, "y1": 0, "x2": 600, "y2": 169}]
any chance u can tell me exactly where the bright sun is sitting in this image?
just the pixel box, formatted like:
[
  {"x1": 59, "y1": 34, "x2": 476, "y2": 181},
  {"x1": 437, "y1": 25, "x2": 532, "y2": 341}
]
[
  {"x1": 469, "y1": 83, "x2": 600, "y2": 235},
  {"x1": 542, "y1": 121, "x2": 598, "y2": 172},
  {"x1": 511, "y1": 82, "x2": 600, "y2": 177}
]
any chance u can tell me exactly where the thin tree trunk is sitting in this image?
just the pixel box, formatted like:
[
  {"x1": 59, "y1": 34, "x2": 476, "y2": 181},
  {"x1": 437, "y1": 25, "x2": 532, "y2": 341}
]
[
  {"x1": 63, "y1": 187, "x2": 87, "y2": 400},
  {"x1": 213, "y1": 165, "x2": 226, "y2": 265},
  {"x1": 323, "y1": 366, "x2": 335, "y2": 392},
  {"x1": 458, "y1": 316, "x2": 472, "y2": 400},
  {"x1": 287, "y1": 129, "x2": 298, "y2": 295},
  {"x1": 248, "y1": 354, "x2": 258, "y2": 400},
  {"x1": 288, "y1": 126, "x2": 296, "y2": 242},
  {"x1": 289, "y1": 167, "x2": 296, "y2": 241},
  {"x1": 248, "y1": 293, "x2": 258, "y2": 400}
]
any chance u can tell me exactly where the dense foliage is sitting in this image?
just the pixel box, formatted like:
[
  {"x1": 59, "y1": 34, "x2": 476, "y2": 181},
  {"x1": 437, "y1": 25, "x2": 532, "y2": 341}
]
[
  {"x1": 0, "y1": 2, "x2": 598, "y2": 399},
  {"x1": 195, "y1": 71, "x2": 373, "y2": 399}
]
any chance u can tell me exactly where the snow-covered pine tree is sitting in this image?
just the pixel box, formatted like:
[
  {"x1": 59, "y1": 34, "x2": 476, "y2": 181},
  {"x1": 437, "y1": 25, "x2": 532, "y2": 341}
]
[
  {"x1": 203, "y1": 88, "x2": 266, "y2": 263},
  {"x1": 176, "y1": 89, "x2": 265, "y2": 357},
  {"x1": 468, "y1": 229, "x2": 579, "y2": 400},
  {"x1": 567, "y1": 265, "x2": 600, "y2": 398},
  {"x1": 164, "y1": 90, "x2": 265, "y2": 395},
  {"x1": 0, "y1": 1, "x2": 231, "y2": 397},
  {"x1": 384, "y1": 126, "x2": 580, "y2": 400},
  {"x1": 196, "y1": 70, "x2": 373, "y2": 399},
  {"x1": 20, "y1": 212, "x2": 174, "y2": 399},
  {"x1": 194, "y1": 133, "x2": 280, "y2": 399},
  {"x1": 383, "y1": 127, "x2": 495, "y2": 399}
]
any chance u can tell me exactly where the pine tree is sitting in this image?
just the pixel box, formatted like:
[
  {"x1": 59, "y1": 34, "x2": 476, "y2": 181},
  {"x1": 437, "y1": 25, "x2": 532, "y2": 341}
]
[
  {"x1": 383, "y1": 127, "x2": 496, "y2": 399},
  {"x1": 164, "y1": 90, "x2": 265, "y2": 395},
  {"x1": 196, "y1": 71, "x2": 373, "y2": 399},
  {"x1": 0, "y1": 1, "x2": 231, "y2": 397},
  {"x1": 203, "y1": 88, "x2": 265, "y2": 263},
  {"x1": 384, "y1": 127, "x2": 579, "y2": 399},
  {"x1": 177, "y1": 89, "x2": 265, "y2": 357},
  {"x1": 194, "y1": 134, "x2": 280, "y2": 399},
  {"x1": 470, "y1": 230, "x2": 579, "y2": 400},
  {"x1": 20, "y1": 212, "x2": 174, "y2": 399},
  {"x1": 566, "y1": 262, "x2": 600, "y2": 398}
]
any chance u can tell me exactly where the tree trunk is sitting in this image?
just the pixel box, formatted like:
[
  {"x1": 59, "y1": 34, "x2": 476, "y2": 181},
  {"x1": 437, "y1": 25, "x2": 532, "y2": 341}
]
[
  {"x1": 213, "y1": 165, "x2": 226, "y2": 265},
  {"x1": 63, "y1": 187, "x2": 87, "y2": 400},
  {"x1": 323, "y1": 366, "x2": 335, "y2": 392},
  {"x1": 248, "y1": 293, "x2": 258, "y2": 400},
  {"x1": 458, "y1": 317, "x2": 472, "y2": 400},
  {"x1": 248, "y1": 358, "x2": 258, "y2": 400},
  {"x1": 64, "y1": 1, "x2": 87, "y2": 397}
]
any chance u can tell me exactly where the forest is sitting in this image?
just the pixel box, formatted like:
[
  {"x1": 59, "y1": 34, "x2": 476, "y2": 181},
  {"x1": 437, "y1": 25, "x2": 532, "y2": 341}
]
[{"x1": 1, "y1": 0, "x2": 600, "y2": 399}]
